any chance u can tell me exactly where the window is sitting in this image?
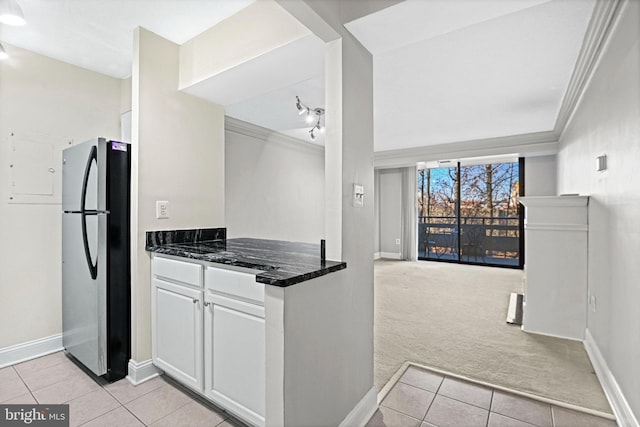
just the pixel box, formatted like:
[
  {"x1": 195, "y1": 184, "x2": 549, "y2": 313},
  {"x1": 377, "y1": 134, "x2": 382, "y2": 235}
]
[{"x1": 417, "y1": 159, "x2": 524, "y2": 268}]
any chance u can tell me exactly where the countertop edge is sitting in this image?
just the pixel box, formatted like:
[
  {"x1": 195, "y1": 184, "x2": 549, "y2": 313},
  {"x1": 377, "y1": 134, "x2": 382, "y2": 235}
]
[
  {"x1": 147, "y1": 237, "x2": 347, "y2": 288},
  {"x1": 255, "y1": 263, "x2": 347, "y2": 287}
]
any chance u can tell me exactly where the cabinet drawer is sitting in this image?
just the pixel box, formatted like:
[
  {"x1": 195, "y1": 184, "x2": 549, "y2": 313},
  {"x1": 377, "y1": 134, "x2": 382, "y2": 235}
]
[
  {"x1": 205, "y1": 265, "x2": 264, "y2": 304},
  {"x1": 153, "y1": 255, "x2": 202, "y2": 287}
]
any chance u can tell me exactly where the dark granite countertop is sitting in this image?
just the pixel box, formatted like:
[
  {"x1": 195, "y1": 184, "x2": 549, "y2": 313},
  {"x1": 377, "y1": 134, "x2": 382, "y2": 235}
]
[{"x1": 146, "y1": 229, "x2": 346, "y2": 287}]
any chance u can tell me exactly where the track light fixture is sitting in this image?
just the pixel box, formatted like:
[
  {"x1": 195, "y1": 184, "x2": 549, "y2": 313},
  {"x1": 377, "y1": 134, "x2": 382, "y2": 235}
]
[
  {"x1": 296, "y1": 96, "x2": 308, "y2": 116},
  {"x1": 309, "y1": 115, "x2": 326, "y2": 141},
  {"x1": 295, "y1": 96, "x2": 325, "y2": 141},
  {"x1": 0, "y1": 0, "x2": 26, "y2": 26}
]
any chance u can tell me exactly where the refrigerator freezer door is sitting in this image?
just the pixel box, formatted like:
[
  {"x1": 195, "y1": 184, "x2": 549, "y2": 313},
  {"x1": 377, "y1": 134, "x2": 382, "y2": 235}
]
[
  {"x1": 62, "y1": 140, "x2": 99, "y2": 212},
  {"x1": 62, "y1": 212, "x2": 107, "y2": 376}
]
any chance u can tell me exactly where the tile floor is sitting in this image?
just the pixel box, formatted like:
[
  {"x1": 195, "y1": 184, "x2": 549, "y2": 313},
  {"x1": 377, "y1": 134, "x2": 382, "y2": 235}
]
[
  {"x1": 0, "y1": 351, "x2": 244, "y2": 427},
  {"x1": 366, "y1": 365, "x2": 618, "y2": 427},
  {"x1": 1, "y1": 352, "x2": 618, "y2": 427}
]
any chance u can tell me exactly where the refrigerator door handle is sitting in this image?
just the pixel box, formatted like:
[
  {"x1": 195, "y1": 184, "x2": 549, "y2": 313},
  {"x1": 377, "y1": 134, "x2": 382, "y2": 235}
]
[
  {"x1": 81, "y1": 213, "x2": 98, "y2": 280},
  {"x1": 81, "y1": 145, "x2": 98, "y2": 280},
  {"x1": 81, "y1": 145, "x2": 97, "y2": 214}
]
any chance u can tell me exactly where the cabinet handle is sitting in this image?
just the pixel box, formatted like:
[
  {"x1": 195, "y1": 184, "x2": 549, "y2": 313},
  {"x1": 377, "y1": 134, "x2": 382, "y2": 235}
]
[
  {"x1": 204, "y1": 301, "x2": 210, "y2": 307},
  {"x1": 193, "y1": 298, "x2": 198, "y2": 304}
]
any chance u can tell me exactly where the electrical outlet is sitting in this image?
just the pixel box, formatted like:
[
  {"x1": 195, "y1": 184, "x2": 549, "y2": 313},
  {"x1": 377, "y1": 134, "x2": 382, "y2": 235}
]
[
  {"x1": 156, "y1": 201, "x2": 170, "y2": 219},
  {"x1": 395, "y1": 238, "x2": 401, "y2": 245}
]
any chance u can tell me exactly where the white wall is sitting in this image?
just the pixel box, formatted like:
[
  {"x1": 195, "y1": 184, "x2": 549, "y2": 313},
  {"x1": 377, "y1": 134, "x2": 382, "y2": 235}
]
[
  {"x1": 274, "y1": 1, "x2": 376, "y2": 425},
  {"x1": 0, "y1": 44, "x2": 122, "y2": 349},
  {"x1": 120, "y1": 77, "x2": 132, "y2": 114},
  {"x1": 374, "y1": 170, "x2": 380, "y2": 254},
  {"x1": 525, "y1": 155, "x2": 557, "y2": 196},
  {"x1": 378, "y1": 169, "x2": 402, "y2": 257},
  {"x1": 131, "y1": 28, "x2": 225, "y2": 362},
  {"x1": 179, "y1": 0, "x2": 309, "y2": 89},
  {"x1": 557, "y1": 0, "x2": 639, "y2": 422},
  {"x1": 225, "y1": 120, "x2": 324, "y2": 243}
]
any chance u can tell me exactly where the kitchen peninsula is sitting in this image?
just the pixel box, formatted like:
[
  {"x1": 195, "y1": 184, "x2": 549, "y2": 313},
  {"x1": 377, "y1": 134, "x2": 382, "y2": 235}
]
[
  {"x1": 146, "y1": 228, "x2": 346, "y2": 286},
  {"x1": 146, "y1": 228, "x2": 349, "y2": 427}
]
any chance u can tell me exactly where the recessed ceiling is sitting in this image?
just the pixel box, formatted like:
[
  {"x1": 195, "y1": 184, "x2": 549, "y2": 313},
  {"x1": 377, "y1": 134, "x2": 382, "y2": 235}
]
[
  {"x1": 225, "y1": 75, "x2": 326, "y2": 144},
  {"x1": 344, "y1": 0, "x2": 553, "y2": 55},
  {"x1": 1, "y1": 0, "x2": 597, "y2": 153},
  {"x1": 183, "y1": 30, "x2": 327, "y2": 144},
  {"x1": 0, "y1": 0, "x2": 256, "y2": 78},
  {"x1": 345, "y1": 0, "x2": 596, "y2": 152}
]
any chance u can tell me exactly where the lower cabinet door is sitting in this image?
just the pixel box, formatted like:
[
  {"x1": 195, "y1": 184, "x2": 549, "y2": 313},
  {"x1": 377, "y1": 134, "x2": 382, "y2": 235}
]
[
  {"x1": 152, "y1": 278, "x2": 203, "y2": 392},
  {"x1": 204, "y1": 293, "x2": 265, "y2": 427}
]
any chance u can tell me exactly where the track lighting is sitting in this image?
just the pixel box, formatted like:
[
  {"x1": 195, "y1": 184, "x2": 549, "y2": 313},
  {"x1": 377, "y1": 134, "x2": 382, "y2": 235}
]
[
  {"x1": 295, "y1": 96, "x2": 325, "y2": 141},
  {"x1": 0, "y1": 0, "x2": 26, "y2": 26},
  {"x1": 305, "y1": 112, "x2": 315, "y2": 124},
  {"x1": 296, "y1": 96, "x2": 309, "y2": 116},
  {"x1": 308, "y1": 115, "x2": 324, "y2": 141}
]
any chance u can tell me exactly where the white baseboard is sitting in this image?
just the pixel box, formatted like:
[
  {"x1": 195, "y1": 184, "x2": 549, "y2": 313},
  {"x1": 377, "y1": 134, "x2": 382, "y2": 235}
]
[
  {"x1": 379, "y1": 252, "x2": 401, "y2": 260},
  {"x1": 0, "y1": 334, "x2": 63, "y2": 368},
  {"x1": 584, "y1": 329, "x2": 639, "y2": 427},
  {"x1": 374, "y1": 252, "x2": 381, "y2": 260},
  {"x1": 520, "y1": 327, "x2": 584, "y2": 342},
  {"x1": 339, "y1": 386, "x2": 378, "y2": 427},
  {"x1": 126, "y1": 359, "x2": 163, "y2": 385}
]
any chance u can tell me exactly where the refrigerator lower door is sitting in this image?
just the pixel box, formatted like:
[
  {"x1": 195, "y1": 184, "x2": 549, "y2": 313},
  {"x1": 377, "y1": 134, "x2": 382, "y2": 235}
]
[{"x1": 62, "y1": 212, "x2": 107, "y2": 376}]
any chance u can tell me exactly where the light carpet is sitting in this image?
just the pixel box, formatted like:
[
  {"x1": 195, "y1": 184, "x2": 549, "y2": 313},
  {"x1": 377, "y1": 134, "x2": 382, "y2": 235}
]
[{"x1": 374, "y1": 259, "x2": 612, "y2": 414}]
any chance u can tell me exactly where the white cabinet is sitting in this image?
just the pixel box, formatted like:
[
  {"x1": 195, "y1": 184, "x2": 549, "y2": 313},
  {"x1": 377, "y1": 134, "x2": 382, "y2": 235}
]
[
  {"x1": 204, "y1": 265, "x2": 266, "y2": 427},
  {"x1": 518, "y1": 196, "x2": 588, "y2": 340},
  {"x1": 151, "y1": 256, "x2": 265, "y2": 427},
  {"x1": 151, "y1": 256, "x2": 204, "y2": 392}
]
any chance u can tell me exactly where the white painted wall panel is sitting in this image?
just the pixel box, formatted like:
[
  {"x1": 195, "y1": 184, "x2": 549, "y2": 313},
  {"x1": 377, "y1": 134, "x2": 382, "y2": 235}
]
[
  {"x1": 225, "y1": 127, "x2": 325, "y2": 244},
  {"x1": 378, "y1": 169, "x2": 402, "y2": 256},
  {"x1": 132, "y1": 28, "x2": 225, "y2": 361},
  {"x1": 0, "y1": 44, "x2": 121, "y2": 349},
  {"x1": 525, "y1": 155, "x2": 557, "y2": 196},
  {"x1": 556, "y1": 0, "x2": 640, "y2": 420}
]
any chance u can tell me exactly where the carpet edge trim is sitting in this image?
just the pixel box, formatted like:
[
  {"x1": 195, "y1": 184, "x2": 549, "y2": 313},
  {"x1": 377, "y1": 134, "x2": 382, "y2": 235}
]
[
  {"x1": 339, "y1": 386, "x2": 378, "y2": 427},
  {"x1": 378, "y1": 361, "x2": 616, "y2": 421}
]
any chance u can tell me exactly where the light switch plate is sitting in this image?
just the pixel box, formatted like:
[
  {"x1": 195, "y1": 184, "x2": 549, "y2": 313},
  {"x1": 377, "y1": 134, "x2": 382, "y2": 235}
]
[
  {"x1": 156, "y1": 201, "x2": 169, "y2": 219},
  {"x1": 353, "y1": 183, "x2": 364, "y2": 208}
]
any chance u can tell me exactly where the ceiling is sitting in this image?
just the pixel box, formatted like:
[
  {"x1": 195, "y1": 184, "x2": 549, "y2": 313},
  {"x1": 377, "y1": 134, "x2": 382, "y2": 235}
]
[
  {"x1": 0, "y1": 0, "x2": 255, "y2": 78},
  {"x1": 345, "y1": 0, "x2": 596, "y2": 152},
  {"x1": 0, "y1": 0, "x2": 596, "y2": 153}
]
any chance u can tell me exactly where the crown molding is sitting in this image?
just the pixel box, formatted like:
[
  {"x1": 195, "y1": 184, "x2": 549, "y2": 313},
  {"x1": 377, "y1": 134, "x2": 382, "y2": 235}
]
[
  {"x1": 225, "y1": 116, "x2": 324, "y2": 154},
  {"x1": 374, "y1": 131, "x2": 558, "y2": 168},
  {"x1": 554, "y1": 0, "x2": 622, "y2": 136}
]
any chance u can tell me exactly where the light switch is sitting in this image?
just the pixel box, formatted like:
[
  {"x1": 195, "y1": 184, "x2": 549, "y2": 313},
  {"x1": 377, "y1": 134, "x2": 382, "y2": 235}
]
[
  {"x1": 353, "y1": 183, "x2": 364, "y2": 208},
  {"x1": 156, "y1": 201, "x2": 170, "y2": 219}
]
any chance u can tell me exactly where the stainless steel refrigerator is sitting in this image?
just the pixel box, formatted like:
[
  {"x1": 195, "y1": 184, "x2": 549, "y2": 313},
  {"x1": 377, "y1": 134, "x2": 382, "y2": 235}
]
[{"x1": 62, "y1": 137, "x2": 130, "y2": 381}]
